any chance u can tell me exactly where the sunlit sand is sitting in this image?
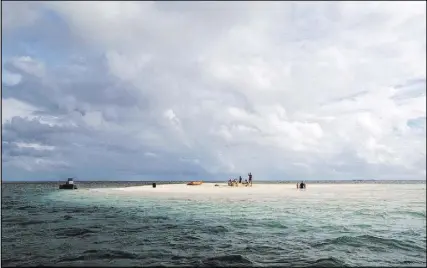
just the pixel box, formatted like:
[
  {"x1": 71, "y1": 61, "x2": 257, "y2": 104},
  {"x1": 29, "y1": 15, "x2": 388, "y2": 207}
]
[{"x1": 86, "y1": 182, "x2": 426, "y2": 203}]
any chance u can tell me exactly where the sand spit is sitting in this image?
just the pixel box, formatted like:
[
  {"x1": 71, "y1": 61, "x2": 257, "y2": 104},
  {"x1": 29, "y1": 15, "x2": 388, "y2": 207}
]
[{"x1": 85, "y1": 182, "x2": 425, "y2": 202}]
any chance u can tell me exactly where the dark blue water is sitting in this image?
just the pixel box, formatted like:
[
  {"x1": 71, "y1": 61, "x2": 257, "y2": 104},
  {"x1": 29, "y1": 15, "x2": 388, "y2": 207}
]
[{"x1": 2, "y1": 181, "x2": 426, "y2": 267}]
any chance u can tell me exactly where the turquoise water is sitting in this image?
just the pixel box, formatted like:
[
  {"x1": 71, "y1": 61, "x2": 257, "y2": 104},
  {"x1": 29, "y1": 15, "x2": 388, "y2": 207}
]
[{"x1": 2, "y1": 182, "x2": 426, "y2": 267}]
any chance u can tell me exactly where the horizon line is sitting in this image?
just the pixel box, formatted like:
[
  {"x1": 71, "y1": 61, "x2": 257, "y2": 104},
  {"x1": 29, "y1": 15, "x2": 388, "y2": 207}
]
[{"x1": 2, "y1": 179, "x2": 426, "y2": 183}]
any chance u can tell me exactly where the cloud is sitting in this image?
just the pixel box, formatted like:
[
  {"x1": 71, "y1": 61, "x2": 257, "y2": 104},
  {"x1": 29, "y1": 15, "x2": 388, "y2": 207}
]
[
  {"x1": 2, "y1": 70, "x2": 22, "y2": 86},
  {"x1": 2, "y1": 2, "x2": 426, "y2": 181}
]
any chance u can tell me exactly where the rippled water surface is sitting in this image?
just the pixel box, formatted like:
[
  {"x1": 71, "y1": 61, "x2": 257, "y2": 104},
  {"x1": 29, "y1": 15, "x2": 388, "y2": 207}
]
[{"x1": 2, "y1": 181, "x2": 426, "y2": 267}]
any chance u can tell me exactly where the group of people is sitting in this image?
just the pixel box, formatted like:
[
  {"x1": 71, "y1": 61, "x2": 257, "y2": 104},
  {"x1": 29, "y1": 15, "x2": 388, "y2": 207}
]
[
  {"x1": 228, "y1": 172, "x2": 253, "y2": 187},
  {"x1": 224, "y1": 175, "x2": 306, "y2": 189},
  {"x1": 297, "y1": 181, "x2": 306, "y2": 189}
]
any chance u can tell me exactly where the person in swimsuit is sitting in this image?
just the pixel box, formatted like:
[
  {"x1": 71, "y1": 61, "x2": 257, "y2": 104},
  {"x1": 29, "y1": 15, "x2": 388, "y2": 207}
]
[
  {"x1": 239, "y1": 176, "x2": 242, "y2": 184},
  {"x1": 248, "y1": 172, "x2": 253, "y2": 186}
]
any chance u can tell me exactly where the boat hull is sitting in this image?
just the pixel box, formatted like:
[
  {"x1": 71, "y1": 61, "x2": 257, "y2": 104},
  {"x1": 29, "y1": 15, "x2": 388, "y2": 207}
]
[{"x1": 59, "y1": 184, "x2": 78, "y2": 189}]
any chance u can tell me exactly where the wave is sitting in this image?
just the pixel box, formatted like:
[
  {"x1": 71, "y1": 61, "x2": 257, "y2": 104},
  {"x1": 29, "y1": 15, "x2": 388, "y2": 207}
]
[
  {"x1": 353, "y1": 209, "x2": 389, "y2": 219},
  {"x1": 55, "y1": 227, "x2": 98, "y2": 238},
  {"x1": 46, "y1": 206, "x2": 105, "y2": 214},
  {"x1": 313, "y1": 234, "x2": 425, "y2": 252},
  {"x1": 143, "y1": 215, "x2": 171, "y2": 221},
  {"x1": 16, "y1": 205, "x2": 39, "y2": 211},
  {"x1": 206, "y1": 225, "x2": 229, "y2": 234},
  {"x1": 244, "y1": 244, "x2": 285, "y2": 253},
  {"x1": 392, "y1": 210, "x2": 426, "y2": 218},
  {"x1": 2, "y1": 217, "x2": 62, "y2": 227},
  {"x1": 354, "y1": 209, "x2": 426, "y2": 219},
  {"x1": 202, "y1": 254, "x2": 253, "y2": 266},
  {"x1": 263, "y1": 221, "x2": 289, "y2": 229},
  {"x1": 18, "y1": 219, "x2": 61, "y2": 227},
  {"x1": 57, "y1": 249, "x2": 139, "y2": 262},
  {"x1": 307, "y1": 257, "x2": 348, "y2": 267},
  {"x1": 241, "y1": 256, "x2": 347, "y2": 267}
]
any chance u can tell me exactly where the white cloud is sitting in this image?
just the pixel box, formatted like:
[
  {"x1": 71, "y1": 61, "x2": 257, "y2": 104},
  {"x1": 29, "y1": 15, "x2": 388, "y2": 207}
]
[
  {"x1": 15, "y1": 142, "x2": 55, "y2": 151},
  {"x1": 2, "y1": 70, "x2": 22, "y2": 86},
  {"x1": 9, "y1": 56, "x2": 46, "y2": 77},
  {"x1": 2, "y1": 2, "x2": 426, "y2": 180},
  {"x1": 144, "y1": 152, "x2": 158, "y2": 158},
  {"x1": 2, "y1": 98, "x2": 37, "y2": 124}
]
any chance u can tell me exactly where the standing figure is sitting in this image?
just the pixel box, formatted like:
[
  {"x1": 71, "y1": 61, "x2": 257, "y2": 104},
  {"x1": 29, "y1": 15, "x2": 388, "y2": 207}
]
[{"x1": 248, "y1": 172, "x2": 253, "y2": 186}]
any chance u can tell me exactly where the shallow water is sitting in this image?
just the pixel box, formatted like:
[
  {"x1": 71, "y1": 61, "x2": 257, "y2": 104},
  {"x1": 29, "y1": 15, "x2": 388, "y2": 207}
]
[{"x1": 2, "y1": 182, "x2": 426, "y2": 267}]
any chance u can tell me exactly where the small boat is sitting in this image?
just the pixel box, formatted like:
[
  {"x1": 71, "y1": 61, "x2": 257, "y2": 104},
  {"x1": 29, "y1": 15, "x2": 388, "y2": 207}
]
[
  {"x1": 187, "y1": 181, "x2": 203, "y2": 186},
  {"x1": 59, "y1": 178, "x2": 78, "y2": 190}
]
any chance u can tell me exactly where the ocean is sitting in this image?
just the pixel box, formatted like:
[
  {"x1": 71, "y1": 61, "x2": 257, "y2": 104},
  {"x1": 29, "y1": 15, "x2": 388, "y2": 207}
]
[{"x1": 1, "y1": 181, "x2": 426, "y2": 267}]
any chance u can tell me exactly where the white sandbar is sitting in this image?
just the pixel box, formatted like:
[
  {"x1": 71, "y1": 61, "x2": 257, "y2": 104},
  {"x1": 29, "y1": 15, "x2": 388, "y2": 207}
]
[{"x1": 86, "y1": 182, "x2": 425, "y2": 203}]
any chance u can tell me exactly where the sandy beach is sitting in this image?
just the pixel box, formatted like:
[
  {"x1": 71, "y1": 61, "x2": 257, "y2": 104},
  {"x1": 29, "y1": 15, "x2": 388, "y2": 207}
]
[{"x1": 86, "y1": 182, "x2": 426, "y2": 203}]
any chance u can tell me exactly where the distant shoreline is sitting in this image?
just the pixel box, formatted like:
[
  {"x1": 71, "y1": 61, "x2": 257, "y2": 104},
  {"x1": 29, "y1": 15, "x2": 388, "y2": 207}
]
[{"x1": 2, "y1": 180, "x2": 426, "y2": 184}]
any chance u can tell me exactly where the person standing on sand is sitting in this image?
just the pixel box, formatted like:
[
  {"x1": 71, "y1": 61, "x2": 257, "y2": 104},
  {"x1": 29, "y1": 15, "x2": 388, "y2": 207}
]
[
  {"x1": 248, "y1": 172, "x2": 253, "y2": 186},
  {"x1": 239, "y1": 176, "x2": 242, "y2": 184}
]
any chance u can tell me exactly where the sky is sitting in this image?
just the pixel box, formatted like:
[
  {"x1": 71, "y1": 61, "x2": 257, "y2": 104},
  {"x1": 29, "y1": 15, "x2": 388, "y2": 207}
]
[{"x1": 1, "y1": 1, "x2": 426, "y2": 181}]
